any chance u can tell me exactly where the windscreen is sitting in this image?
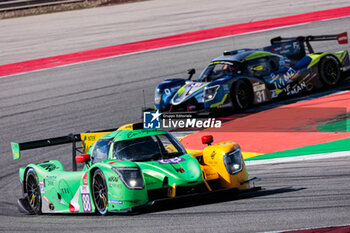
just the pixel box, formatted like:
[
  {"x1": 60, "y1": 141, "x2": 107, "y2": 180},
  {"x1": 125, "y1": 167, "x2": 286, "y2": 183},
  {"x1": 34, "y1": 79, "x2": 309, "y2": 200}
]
[
  {"x1": 113, "y1": 133, "x2": 186, "y2": 162},
  {"x1": 198, "y1": 61, "x2": 242, "y2": 82}
]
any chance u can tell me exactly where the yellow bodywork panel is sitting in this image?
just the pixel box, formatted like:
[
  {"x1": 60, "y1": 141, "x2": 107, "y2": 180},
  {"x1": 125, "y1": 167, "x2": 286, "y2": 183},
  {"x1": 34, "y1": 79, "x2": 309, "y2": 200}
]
[
  {"x1": 80, "y1": 132, "x2": 110, "y2": 154},
  {"x1": 118, "y1": 122, "x2": 139, "y2": 130},
  {"x1": 186, "y1": 141, "x2": 250, "y2": 190},
  {"x1": 186, "y1": 148, "x2": 203, "y2": 157},
  {"x1": 201, "y1": 165, "x2": 220, "y2": 180}
]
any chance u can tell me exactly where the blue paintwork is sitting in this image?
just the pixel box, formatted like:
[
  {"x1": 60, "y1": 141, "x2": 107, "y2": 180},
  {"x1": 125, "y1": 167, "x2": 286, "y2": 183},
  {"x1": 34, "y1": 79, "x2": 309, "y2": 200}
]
[{"x1": 154, "y1": 37, "x2": 349, "y2": 111}]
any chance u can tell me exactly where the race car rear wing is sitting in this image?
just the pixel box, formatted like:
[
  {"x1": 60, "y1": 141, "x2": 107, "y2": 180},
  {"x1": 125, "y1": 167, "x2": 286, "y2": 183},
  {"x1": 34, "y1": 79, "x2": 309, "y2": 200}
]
[
  {"x1": 270, "y1": 32, "x2": 348, "y2": 54},
  {"x1": 11, "y1": 122, "x2": 144, "y2": 171},
  {"x1": 11, "y1": 131, "x2": 111, "y2": 171}
]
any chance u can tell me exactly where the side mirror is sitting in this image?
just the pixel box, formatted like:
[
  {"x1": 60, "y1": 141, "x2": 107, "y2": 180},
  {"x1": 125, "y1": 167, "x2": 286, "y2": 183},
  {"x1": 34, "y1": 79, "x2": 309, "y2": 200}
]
[
  {"x1": 76, "y1": 154, "x2": 91, "y2": 163},
  {"x1": 187, "y1": 68, "x2": 196, "y2": 80},
  {"x1": 202, "y1": 135, "x2": 213, "y2": 146}
]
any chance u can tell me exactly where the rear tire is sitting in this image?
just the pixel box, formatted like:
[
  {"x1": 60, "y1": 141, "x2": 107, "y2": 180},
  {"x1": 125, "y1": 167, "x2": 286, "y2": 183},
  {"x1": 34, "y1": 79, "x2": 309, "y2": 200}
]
[
  {"x1": 25, "y1": 169, "x2": 42, "y2": 214},
  {"x1": 230, "y1": 80, "x2": 253, "y2": 110},
  {"x1": 92, "y1": 169, "x2": 108, "y2": 215},
  {"x1": 319, "y1": 56, "x2": 341, "y2": 86}
]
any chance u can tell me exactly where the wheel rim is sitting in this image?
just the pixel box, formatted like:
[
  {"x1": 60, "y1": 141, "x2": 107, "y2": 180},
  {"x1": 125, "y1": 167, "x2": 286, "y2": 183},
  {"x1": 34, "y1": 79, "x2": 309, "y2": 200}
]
[
  {"x1": 26, "y1": 174, "x2": 40, "y2": 210},
  {"x1": 323, "y1": 60, "x2": 339, "y2": 84},
  {"x1": 92, "y1": 172, "x2": 108, "y2": 214},
  {"x1": 236, "y1": 83, "x2": 251, "y2": 109}
]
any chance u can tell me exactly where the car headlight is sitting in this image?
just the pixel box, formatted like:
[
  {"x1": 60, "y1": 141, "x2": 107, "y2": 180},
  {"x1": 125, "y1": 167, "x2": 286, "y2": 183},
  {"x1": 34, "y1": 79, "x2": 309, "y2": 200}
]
[
  {"x1": 223, "y1": 148, "x2": 243, "y2": 175},
  {"x1": 154, "y1": 88, "x2": 163, "y2": 105},
  {"x1": 204, "y1": 85, "x2": 220, "y2": 102},
  {"x1": 112, "y1": 167, "x2": 144, "y2": 190}
]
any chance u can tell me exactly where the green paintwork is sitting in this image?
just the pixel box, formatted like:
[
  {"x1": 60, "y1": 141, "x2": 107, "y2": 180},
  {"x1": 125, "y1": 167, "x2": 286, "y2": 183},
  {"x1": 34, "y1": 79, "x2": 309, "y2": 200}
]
[
  {"x1": 177, "y1": 86, "x2": 186, "y2": 96},
  {"x1": 11, "y1": 142, "x2": 20, "y2": 160},
  {"x1": 101, "y1": 129, "x2": 168, "y2": 142},
  {"x1": 17, "y1": 129, "x2": 204, "y2": 213},
  {"x1": 307, "y1": 51, "x2": 348, "y2": 69},
  {"x1": 210, "y1": 94, "x2": 228, "y2": 108},
  {"x1": 243, "y1": 51, "x2": 278, "y2": 61},
  {"x1": 177, "y1": 82, "x2": 209, "y2": 96}
]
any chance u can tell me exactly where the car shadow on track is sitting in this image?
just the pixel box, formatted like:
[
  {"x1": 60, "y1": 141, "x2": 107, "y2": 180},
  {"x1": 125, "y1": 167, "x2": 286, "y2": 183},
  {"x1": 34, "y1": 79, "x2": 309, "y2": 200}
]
[{"x1": 128, "y1": 186, "x2": 306, "y2": 215}]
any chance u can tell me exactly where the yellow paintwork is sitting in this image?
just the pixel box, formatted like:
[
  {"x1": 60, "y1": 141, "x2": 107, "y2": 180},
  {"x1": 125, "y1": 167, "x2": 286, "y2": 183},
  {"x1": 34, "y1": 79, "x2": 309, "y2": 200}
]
[
  {"x1": 118, "y1": 123, "x2": 136, "y2": 130},
  {"x1": 80, "y1": 132, "x2": 110, "y2": 154},
  {"x1": 210, "y1": 94, "x2": 228, "y2": 108},
  {"x1": 186, "y1": 148, "x2": 203, "y2": 157},
  {"x1": 167, "y1": 184, "x2": 176, "y2": 198},
  {"x1": 307, "y1": 51, "x2": 347, "y2": 69},
  {"x1": 88, "y1": 122, "x2": 254, "y2": 191},
  {"x1": 185, "y1": 141, "x2": 251, "y2": 190},
  {"x1": 80, "y1": 123, "x2": 142, "y2": 153},
  {"x1": 253, "y1": 65, "x2": 263, "y2": 71},
  {"x1": 200, "y1": 165, "x2": 220, "y2": 180}
]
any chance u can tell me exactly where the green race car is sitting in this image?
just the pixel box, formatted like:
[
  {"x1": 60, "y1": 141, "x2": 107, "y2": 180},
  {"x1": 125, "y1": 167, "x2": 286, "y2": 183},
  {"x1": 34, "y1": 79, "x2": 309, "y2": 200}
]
[{"x1": 11, "y1": 123, "x2": 259, "y2": 215}]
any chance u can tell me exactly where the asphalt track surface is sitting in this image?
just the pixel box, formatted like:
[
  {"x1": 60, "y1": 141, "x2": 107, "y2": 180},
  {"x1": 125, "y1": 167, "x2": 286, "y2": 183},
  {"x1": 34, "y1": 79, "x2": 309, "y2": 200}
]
[
  {"x1": 1, "y1": 10, "x2": 350, "y2": 233},
  {"x1": 1, "y1": 0, "x2": 350, "y2": 65}
]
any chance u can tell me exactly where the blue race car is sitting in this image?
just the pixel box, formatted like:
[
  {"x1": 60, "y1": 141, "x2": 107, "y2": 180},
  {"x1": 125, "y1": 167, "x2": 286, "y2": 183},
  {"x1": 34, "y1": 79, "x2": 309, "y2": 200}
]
[{"x1": 154, "y1": 32, "x2": 350, "y2": 112}]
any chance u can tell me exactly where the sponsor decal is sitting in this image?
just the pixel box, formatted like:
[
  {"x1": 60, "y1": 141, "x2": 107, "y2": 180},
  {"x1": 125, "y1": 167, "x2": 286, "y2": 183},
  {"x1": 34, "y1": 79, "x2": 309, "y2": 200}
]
[
  {"x1": 82, "y1": 172, "x2": 88, "y2": 185},
  {"x1": 110, "y1": 200, "x2": 123, "y2": 205},
  {"x1": 270, "y1": 90, "x2": 278, "y2": 98},
  {"x1": 39, "y1": 182, "x2": 45, "y2": 194},
  {"x1": 49, "y1": 203, "x2": 55, "y2": 211},
  {"x1": 286, "y1": 81, "x2": 306, "y2": 95},
  {"x1": 81, "y1": 185, "x2": 89, "y2": 194},
  {"x1": 271, "y1": 67, "x2": 298, "y2": 89},
  {"x1": 253, "y1": 83, "x2": 266, "y2": 92},
  {"x1": 80, "y1": 186, "x2": 92, "y2": 213},
  {"x1": 176, "y1": 168, "x2": 185, "y2": 173},
  {"x1": 337, "y1": 32, "x2": 348, "y2": 44},
  {"x1": 45, "y1": 175, "x2": 56, "y2": 186},
  {"x1": 108, "y1": 176, "x2": 119, "y2": 183},
  {"x1": 158, "y1": 157, "x2": 185, "y2": 164},
  {"x1": 11, "y1": 143, "x2": 20, "y2": 160},
  {"x1": 108, "y1": 160, "x2": 121, "y2": 165},
  {"x1": 211, "y1": 151, "x2": 216, "y2": 160},
  {"x1": 126, "y1": 129, "x2": 157, "y2": 138}
]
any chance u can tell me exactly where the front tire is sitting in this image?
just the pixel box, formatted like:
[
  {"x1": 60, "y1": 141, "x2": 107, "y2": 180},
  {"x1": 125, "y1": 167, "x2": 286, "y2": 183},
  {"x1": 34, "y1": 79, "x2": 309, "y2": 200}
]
[
  {"x1": 319, "y1": 56, "x2": 341, "y2": 86},
  {"x1": 25, "y1": 169, "x2": 42, "y2": 214},
  {"x1": 230, "y1": 80, "x2": 253, "y2": 110},
  {"x1": 92, "y1": 169, "x2": 108, "y2": 215}
]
